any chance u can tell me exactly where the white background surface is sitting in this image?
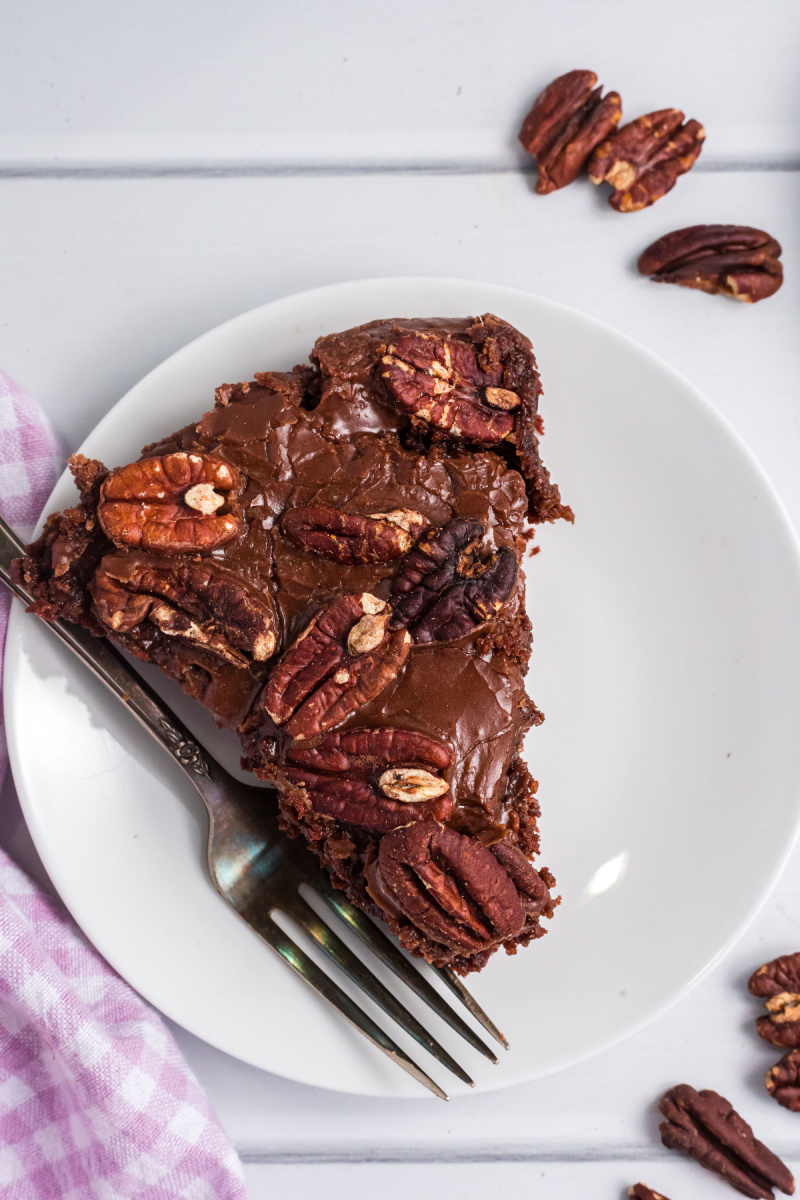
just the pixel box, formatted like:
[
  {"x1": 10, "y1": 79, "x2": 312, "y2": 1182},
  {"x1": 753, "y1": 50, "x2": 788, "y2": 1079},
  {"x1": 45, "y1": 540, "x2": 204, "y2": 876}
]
[{"x1": 2, "y1": 2, "x2": 800, "y2": 1197}]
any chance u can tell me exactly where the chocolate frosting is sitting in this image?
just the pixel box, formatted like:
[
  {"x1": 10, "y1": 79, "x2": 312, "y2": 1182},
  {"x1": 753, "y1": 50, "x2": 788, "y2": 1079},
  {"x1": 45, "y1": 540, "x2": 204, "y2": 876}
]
[
  {"x1": 186, "y1": 380, "x2": 533, "y2": 838},
  {"x1": 312, "y1": 317, "x2": 481, "y2": 440}
]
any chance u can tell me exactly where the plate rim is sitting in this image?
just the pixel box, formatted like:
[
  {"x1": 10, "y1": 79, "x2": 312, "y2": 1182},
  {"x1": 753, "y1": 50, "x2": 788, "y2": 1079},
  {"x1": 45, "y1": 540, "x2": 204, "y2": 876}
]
[{"x1": 7, "y1": 274, "x2": 800, "y2": 1097}]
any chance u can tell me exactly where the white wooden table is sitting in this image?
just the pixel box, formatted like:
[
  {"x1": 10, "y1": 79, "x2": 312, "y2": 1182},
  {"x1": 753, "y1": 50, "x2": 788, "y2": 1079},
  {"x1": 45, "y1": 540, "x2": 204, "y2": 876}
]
[{"x1": 3, "y1": 4, "x2": 800, "y2": 1196}]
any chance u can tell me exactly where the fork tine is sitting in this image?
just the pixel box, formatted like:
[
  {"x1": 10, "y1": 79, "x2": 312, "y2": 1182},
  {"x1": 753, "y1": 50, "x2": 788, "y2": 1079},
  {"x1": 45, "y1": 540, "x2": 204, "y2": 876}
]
[
  {"x1": 432, "y1": 965, "x2": 509, "y2": 1050},
  {"x1": 315, "y1": 876, "x2": 499, "y2": 1064},
  {"x1": 281, "y1": 891, "x2": 475, "y2": 1087},
  {"x1": 239, "y1": 906, "x2": 450, "y2": 1100}
]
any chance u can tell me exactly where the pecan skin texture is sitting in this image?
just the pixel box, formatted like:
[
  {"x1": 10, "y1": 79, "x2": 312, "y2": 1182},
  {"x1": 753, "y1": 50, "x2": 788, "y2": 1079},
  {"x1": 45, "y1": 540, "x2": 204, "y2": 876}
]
[
  {"x1": 766, "y1": 1051, "x2": 800, "y2": 1113},
  {"x1": 629, "y1": 1187, "x2": 671, "y2": 1200},
  {"x1": 282, "y1": 505, "x2": 430, "y2": 565},
  {"x1": 388, "y1": 518, "x2": 518, "y2": 644},
  {"x1": 285, "y1": 728, "x2": 453, "y2": 833},
  {"x1": 261, "y1": 594, "x2": 411, "y2": 740},
  {"x1": 90, "y1": 553, "x2": 277, "y2": 665},
  {"x1": 749, "y1": 952, "x2": 800, "y2": 1048},
  {"x1": 588, "y1": 109, "x2": 705, "y2": 211},
  {"x1": 750, "y1": 953, "x2": 800, "y2": 997},
  {"x1": 519, "y1": 69, "x2": 622, "y2": 194},
  {"x1": 490, "y1": 840, "x2": 551, "y2": 919},
  {"x1": 638, "y1": 226, "x2": 783, "y2": 303},
  {"x1": 375, "y1": 822, "x2": 527, "y2": 953},
  {"x1": 757, "y1": 1001, "x2": 800, "y2": 1049},
  {"x1": 659, "y1": 1084, "x2": 795, "y2": 1199},
  {"x1": 378, "y1": 330, "x2": 515, "y2": 445},
  {"x1": 98, "y1": 453, "x2": 243, "y2": 554}
]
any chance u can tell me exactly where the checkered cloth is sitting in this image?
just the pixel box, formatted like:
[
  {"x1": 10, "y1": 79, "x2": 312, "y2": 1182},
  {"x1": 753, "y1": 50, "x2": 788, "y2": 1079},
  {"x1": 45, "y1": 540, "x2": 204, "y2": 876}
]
[{"x1": 0, "y1": 373, "x2": 248, "y2": 1199}]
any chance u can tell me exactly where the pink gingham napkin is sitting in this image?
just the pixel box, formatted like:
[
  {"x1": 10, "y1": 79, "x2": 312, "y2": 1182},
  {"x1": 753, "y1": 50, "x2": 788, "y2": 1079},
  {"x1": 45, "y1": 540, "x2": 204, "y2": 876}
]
[{"x1": 0, "y1": 373, "x2": 248, "y2": 1200}]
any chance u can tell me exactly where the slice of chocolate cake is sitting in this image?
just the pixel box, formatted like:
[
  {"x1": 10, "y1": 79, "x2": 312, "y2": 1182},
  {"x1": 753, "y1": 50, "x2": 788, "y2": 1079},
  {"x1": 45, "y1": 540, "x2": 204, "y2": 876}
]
[{"x1": 13, "y1": 315, "x2": 567, "y2": 974}]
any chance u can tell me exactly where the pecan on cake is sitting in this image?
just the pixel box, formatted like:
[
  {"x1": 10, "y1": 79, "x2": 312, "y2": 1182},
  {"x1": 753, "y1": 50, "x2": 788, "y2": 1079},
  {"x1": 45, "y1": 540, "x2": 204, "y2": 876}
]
[
  {"x1": 13, "y1": 315, "x2": 567, "y2": 974},
  {"x1": 311, "y1": 314, "x2": 573, "y2": 526}
]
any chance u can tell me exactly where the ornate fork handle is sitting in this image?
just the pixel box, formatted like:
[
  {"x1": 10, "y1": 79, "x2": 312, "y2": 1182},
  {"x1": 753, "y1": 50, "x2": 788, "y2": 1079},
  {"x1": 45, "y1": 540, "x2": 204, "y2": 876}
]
[{"x1": 0, "y1": 514, "x2": 211, "y2": 781}]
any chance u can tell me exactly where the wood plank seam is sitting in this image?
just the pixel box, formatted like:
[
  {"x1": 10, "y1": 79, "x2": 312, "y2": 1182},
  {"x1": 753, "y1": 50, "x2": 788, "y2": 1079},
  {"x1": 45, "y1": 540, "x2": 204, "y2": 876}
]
[
  {"x1": 235, "y1": 1146, "x2": 800, "y2": 1164},
  {"x1": 1, "y1": 162, "x2": 799, "y2": 180},
  {"x1": 236, "y1": 1152, "x2": 665, "y2": 1165}
]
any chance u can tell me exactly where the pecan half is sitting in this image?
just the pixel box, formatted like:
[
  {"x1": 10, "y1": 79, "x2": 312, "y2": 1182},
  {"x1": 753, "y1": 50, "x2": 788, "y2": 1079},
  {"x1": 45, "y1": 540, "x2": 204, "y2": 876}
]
[
  {"x1": 388, "y1": 519, "x2": 517, "y2": 644},
  {"x1": 629, "y1": 1187, "x2": 672, "y2": 1200},
  {"x1": 588, "y1": 109, "x2": 705, "y2": 211},
  {"x1": 766, "y1": 1051, "x2": 800, "y2": 1113},
  {"x1": 378, "y1": 330, "x2": 515, "y2": 445},
  {"x1": 373, "y1": 822, "x2": 546, "y2": 953},
  {"x1": 90, "y1": 553, "x2": 277, "y2": 665},
  {"x1": 750, "y1": 953, "x2": 800, "y2": 998},
  {"x1": 757, "y1": 997, "x2": 800, "y2": 1049},
  {"x1": 519, "y1": 69, "x2": 622, "y2": 194},
  {"x1": 98, "y1": 453, "x2": 242, "y2": 554},
  {"x1": 749, "y1": 953, "x2": 800, "y2": 1048},
  {"x1": 638, "y1": 226, "x2": 783, "y2": 303},
  {"x1": 261, "y1": 593, "x2": 411, "y2": 739},
  {"x1": 490, "y1": 840, "x2": 552, "y2": 919},
  {"x1": 285, "y1": 728, "x2": 452, "y2": 833},
  {"x1": 282, "y1": 505, "x2": 430, "y2": 564},
  {"x1": 659, "y1": 1085, "x2": 794, "y2": 1199}
]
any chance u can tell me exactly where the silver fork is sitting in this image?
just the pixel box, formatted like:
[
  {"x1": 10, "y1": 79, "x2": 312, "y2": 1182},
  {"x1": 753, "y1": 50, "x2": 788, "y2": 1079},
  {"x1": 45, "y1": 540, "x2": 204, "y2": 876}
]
[{"x1": 0, "y1": 515, "x2": 508, "y2": 1100}]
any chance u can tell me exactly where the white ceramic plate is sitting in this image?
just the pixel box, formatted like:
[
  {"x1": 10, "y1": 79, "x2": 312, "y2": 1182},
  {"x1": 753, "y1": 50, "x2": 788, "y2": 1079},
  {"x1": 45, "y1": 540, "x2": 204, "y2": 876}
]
[{"x1": 8, "y1": 277, "x2": 800, "y2": 1099}]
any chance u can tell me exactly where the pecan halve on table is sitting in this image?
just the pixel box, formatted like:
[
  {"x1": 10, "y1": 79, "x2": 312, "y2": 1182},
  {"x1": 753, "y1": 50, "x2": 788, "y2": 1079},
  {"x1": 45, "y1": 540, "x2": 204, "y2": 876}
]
[
  {"x1": 90, "y1": 553, "x2": 278, "y2": 665},
  {"x1": 766, "y1": 1050, "x2": 800, "y2": 1113},
  {"x1": 749, "y1": 952, "x2": 800, "y2": 1047},
  {"x1": 638, "y1": 226, "x2": 783, "y2": 303},
  {"x1": 659, "y1": 1084, "x2": 795, "y2": 1199},
  {"x1": 518, "y1": 69, "x2": 622, "y2": 194},
  {"x1": 97, "y1": 452, "x2": 243, "y2": 553},
  {"x1": 282, "y1": 504, "x2": 430, "y2": 564},
  {"x1": 378, "y1": 329, "x2": 519, "y2": 445},
  {"x1": 261, "y1": 593, "x2": 411, "y2": 739},
  {"x1": 371, "y1": 821, "x2": 546, "y2": 954},
  {"x1": 388, "y1": 518, "x2": 517, "y2": 643},
  {"x1": 284, "y1": 727, "x2": 452, "y2": 833},
  {"x1": 588, "y1": 109, "x2": 705, "y2": 211},
  {"x1": 629, "y1": 1187, "x2": 672, "y2": 1200}
]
